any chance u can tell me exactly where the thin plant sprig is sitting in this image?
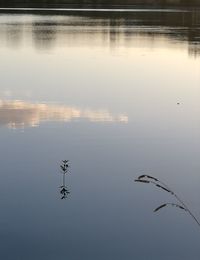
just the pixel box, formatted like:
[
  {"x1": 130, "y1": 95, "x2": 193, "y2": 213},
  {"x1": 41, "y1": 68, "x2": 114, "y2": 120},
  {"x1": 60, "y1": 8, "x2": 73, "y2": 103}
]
[
  {"x1": 59, "y1": 160, "x2": 70, "y2": 199},
  {"x1": 60, "y1": 160, "x2": 70, "y2": 174},
  {"x1": 135, "y1": 175, "x2": 200, "y2": 228}
]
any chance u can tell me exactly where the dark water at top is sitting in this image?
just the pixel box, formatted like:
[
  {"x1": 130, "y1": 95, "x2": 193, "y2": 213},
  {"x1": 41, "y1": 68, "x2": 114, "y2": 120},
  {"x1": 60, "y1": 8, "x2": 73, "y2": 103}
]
[{"x1": 0, "y1": 9, "x2": 200, "y2": 260}]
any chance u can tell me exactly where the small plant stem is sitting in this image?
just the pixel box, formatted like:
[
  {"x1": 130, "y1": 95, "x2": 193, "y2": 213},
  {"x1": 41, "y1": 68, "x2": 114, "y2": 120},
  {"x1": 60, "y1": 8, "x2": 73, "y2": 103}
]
[{"x1": 63, "y1": 173, "x2": 65, "y2": 187}]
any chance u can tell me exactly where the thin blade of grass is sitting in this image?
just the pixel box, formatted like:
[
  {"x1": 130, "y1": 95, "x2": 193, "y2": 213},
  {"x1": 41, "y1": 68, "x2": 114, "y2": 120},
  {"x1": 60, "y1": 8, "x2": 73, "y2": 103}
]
[
  {"x1": 154, "y1": 204, "x2": 167, "y2": 212},
  {"x1": 155, "y1": 184, "x2": 171, "y2": 193},
  {"x1": 146, "y1": 175, "x2": 158, "y2": 181},
  {"x1": 138, "y1": 175, "x2": 146, "y2": 179},
  {"x1": 135, "y1": 179, "x2": 150, "y2": 183}
]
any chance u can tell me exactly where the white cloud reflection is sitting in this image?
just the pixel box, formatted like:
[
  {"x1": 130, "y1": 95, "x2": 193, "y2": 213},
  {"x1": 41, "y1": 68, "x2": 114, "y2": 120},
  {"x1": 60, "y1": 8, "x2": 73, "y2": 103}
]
[{"x1": 0, "y1": 100, "x2": 128, "y2": 129}]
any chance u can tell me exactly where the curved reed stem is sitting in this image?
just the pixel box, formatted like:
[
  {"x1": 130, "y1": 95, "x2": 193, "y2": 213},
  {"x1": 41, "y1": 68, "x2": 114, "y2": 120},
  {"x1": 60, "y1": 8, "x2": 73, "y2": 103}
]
[{"x1": 135, "y1": 175, "x2": 200, "y2": 228}]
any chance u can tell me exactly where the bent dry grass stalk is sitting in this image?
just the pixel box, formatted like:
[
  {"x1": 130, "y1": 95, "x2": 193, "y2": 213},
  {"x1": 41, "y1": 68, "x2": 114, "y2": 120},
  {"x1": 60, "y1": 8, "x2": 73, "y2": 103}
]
[{"x1": 135, "y1": 175, "x2": 200, "y2": 228}]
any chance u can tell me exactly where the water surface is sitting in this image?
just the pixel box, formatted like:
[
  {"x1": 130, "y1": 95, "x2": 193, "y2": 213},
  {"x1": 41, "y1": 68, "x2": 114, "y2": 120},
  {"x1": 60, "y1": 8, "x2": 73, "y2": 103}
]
[{"x1": 0, "y1": 9, "x2": 200, "y2": 260}]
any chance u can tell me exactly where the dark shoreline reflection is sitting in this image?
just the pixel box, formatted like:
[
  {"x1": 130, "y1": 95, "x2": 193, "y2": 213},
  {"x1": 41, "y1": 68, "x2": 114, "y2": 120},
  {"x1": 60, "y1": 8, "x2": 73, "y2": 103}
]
[{"x1": 0, "y1": 10, "x2": 200, "y2": 56}]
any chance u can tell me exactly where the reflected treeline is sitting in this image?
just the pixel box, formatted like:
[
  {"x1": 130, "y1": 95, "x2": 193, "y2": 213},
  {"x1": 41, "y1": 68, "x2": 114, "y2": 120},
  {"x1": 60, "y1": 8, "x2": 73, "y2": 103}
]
[
  {"x1": 59, "y1": 160, "x2": 70, "y2": 199},
  {"x1": 32, "y1": 21, "x2": 57, "y2": 49},
  {"x1": 0, "y1": 0, "x2": 200, "y2": 8},
  {"x1": 0, "y1": 10, "x2": 200, "y2": 56}
]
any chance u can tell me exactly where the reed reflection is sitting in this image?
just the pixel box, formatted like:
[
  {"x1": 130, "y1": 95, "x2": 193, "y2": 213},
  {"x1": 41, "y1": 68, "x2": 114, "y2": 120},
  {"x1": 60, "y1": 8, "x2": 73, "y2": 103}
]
[
  {"x1": 0, "y1": 11, "x2": 199, "y2": 56},
  {"x1": 0, "y1": 100, "x2": 128, "y2": 128},
  {"x1": 59, "y1": 160, "x2": 70, "y2": 200}
]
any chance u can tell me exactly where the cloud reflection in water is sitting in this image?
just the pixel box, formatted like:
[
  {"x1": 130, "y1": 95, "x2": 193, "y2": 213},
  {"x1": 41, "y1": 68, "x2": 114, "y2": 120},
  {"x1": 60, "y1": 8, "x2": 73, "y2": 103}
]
[{"x1": 0, "y1": 100, "x2": 128, "y2": 128}]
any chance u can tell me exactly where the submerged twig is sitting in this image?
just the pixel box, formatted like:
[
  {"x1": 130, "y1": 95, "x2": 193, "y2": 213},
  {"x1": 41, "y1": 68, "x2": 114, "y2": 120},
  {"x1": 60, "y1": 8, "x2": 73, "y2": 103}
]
[{"x1": 135, "y1": 175, "x2": 200, "y2": 228}]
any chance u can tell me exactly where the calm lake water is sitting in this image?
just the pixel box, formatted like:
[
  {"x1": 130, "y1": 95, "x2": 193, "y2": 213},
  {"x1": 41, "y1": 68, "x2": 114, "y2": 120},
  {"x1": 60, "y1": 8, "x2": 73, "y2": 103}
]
[{"x1": 0, "y1": 9, "x2": 200, "y2": 260}]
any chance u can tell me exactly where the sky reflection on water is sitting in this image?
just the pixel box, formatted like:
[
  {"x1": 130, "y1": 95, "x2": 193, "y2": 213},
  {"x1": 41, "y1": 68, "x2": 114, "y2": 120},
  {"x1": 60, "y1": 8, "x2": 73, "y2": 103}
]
[
  {"x1": 0, "y1": 10, "x2": 200, "y2": 260},
  {"x1": 0, "y1": 99, "x2": 128, "y2": 128}
]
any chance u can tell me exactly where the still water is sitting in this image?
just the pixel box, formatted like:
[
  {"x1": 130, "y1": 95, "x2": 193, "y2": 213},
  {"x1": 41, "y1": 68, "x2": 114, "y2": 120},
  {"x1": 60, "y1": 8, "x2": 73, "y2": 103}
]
[{"x1": 0, "y1": 9, "x2": 200, "y2": 259}]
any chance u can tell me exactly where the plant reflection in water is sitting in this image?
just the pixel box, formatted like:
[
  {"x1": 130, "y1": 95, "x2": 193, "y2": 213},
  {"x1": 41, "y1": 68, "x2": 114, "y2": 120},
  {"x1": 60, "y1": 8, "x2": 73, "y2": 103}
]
[{"x1": 59, "y1": 160, "x2": 70, "y2": 200}]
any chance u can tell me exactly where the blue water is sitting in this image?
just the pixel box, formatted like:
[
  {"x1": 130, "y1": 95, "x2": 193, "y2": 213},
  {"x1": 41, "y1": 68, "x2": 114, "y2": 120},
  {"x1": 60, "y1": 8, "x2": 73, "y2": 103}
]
[{"x1": 0, "y1": 10, "x2": 200, "y2": 259}]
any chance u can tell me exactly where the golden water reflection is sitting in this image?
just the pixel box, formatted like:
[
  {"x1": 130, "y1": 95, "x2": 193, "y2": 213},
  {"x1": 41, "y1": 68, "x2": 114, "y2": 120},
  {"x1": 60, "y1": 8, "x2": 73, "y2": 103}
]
[
  {"x1": 0, "y1": 11, "x2": 200, "y2": 56},
  {"x1": 0, "y1": 100, "x2": 128, "y2": 128}
]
